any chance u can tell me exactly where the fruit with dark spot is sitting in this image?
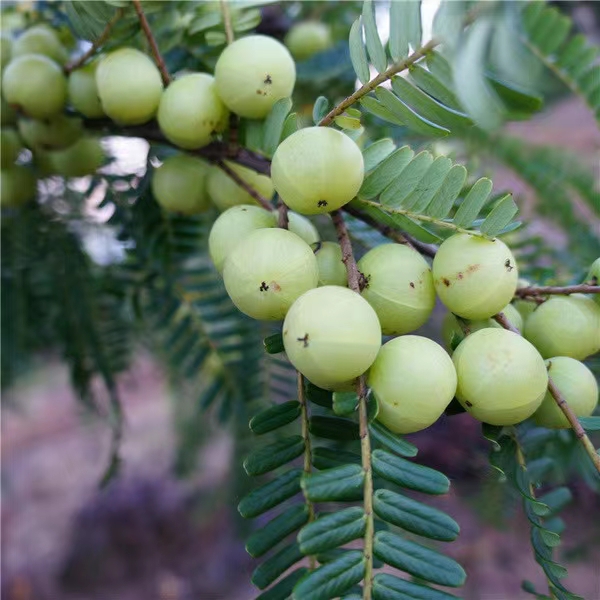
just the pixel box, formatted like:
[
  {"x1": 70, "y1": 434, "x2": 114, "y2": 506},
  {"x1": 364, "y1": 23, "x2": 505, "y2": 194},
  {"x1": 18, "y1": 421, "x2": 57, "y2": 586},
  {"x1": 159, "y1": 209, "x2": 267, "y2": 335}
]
[
  {"x1": 586, "y1": 257, "x2": 600, "y2": 306},
  {"x1": 68, "y1": 59, "x2": 105, "y2": 118},
  {"x1": 285, "y1": 22, "x2": 332, "y2": 61},
  {"x1": 1, "y1": 165, "x2": 37, "y2": 207},
  {"x1": 314, "y1": 241, "x2": 347, "y2": 287},
  {"x1": 207, "y1": 161, "x2": 273, "y2": 211}
]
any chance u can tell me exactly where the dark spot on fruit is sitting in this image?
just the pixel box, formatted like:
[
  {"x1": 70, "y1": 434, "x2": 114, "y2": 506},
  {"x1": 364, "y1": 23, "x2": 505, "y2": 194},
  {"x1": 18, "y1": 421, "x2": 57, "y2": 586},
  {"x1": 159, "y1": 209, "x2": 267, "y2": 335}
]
[
  {"x1": 442, "y1": 277, "x2": 451, "y2": 287},
  {"x1": 467, "y1": 264, "x2": 480, "y2": 273},
  {"x1": 457, "y1": 272, "x2": 464, "y2": 280},
  {"x1": 259, "y1": 281, "x2": 269, "y2": 291},
  {"x1": 359, "y1": 272, "x2": 369, "y2": 291},
  {"x1": 465, "y1": 401, "x2": 473, "y2": 407},
  {"x1": 297, "y1": 333, "x2": 309, "y2": 347},
  {"x1": 317, "y1": 200, "x2": 328, "y2": 207},
  {"x1": 504, "y1": 259, "x2": 514, "y2": 272},
  {"x1": 409, "y1": 281, "x2": 415, "y2": 288},
  {"x1": 241, "y1": 208, "x2": 247, "y2": 212},
  {"x1": 271, "y1": 281, "x2": 281, "y2": 292},
  {"x1": 264, "y1": 74, "x2": 272, "y2": 84}
]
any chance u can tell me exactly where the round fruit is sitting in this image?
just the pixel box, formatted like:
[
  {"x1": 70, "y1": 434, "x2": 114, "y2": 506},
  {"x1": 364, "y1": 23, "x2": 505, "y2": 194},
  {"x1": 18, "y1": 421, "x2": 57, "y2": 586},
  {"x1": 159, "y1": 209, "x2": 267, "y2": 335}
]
[
  {"x1": 215, "y1": 35, "x2": 296, "y2": 119},
  {"x1": 314, "y1": 241, "x2": 347, "y2": 287},
  {"x1": 1, "y1": 33, "x2": 12, "y2": 71},
  {"x1": 432, "y1": 233, "x2": 518, "y2": 320},
  {"x1": 68, "y1": 60, "x2": 105, "y2": 118},
  {"x1": 368, "y1": 336, "x2": 457, "y2": 434},
  {"x1": 207, "y1": 161, "x2": 273, "y2": 211},
  {"x1": 223, "y1": 228, "x2": 318, "y2": 320},
  {"x1": 1, "y1": 166, "x2": 37, "y2": 207},
  {"x1": 271, "y1": 127, "x2": 364, "y2": 215},
  {"x1": 1, "y1": 128, "x2": 21, "y2": 168},
  {"x1": 533, "y1": 357, "x2": 598, "y2": 429},
  {"x1": 18, "y1": 115, "x2": 82, "y2": 150},
  {"x1": 1, "y1": 96, "x2": 17, "y2": 126},
  {"x1": 283, "y1": 285, "x2": 381, "y2": 389},
  {"x1": 12, "y1": 25, "x2": 68, "y2": 65},
  {"x1": 96, "y1": 48, "x2": 163, "y2": 125},
  {"x1": 587, "y1": 258, "x2": 600, "y2": 306},
  {"x1": 524, "y1": 295, "x2": 600, "y2": 360},
  {"x1": 50, "y1": 136, "x2": 105, "y2": 177},
  {"x1": 287, "y1": 212, "x2": 319, "y2": 245},
  {"x1": 285, "y1": 22, "x2": 332, "y2": 61},
  {"x1": 209, "y1": 205, "x2": 276, "y2": 273},
  {"x1": 157, "y1": 73, "x2": 228, "y2": 149},
  {"x1": 453, "y1": 328, "x2": 548, "y2": 425},
  {"x1": 358, "y1": 244, "x2": 435, "y2": 335},
  {"x1": 2, "y1": 54, "x2": 67, "y2": 119}
]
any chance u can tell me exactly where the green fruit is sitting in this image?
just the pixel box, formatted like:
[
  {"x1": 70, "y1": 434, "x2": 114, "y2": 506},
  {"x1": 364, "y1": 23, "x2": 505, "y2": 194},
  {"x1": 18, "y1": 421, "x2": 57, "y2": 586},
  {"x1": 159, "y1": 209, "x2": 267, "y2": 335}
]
[
  {"x1": 271, "y1": 127, "x2": 364, "y2": 215},
  {"x1": 151, "y1": 154, "x2": 210, "y2": 215},
  {"x1": 223, "y1": 228, "x2": 318, "y2": 320},
  {"x1": 1, "y1": 96, "x2": 17, "y2": 125},
  {"x1": 68, "y1": 60, "x2": 105, "y2": 118},
  {"x1": 96, "y1": 48, "x2": 163, "y2": 125},
  {"x1": 1, "y1": 166, "x2": 36, "y2": 207},
  {"x1": 524, "y1": 295, "x2": 600, "y2": 360},
  {"x1": 2, "y1": 54, "x2": 67, "y2": 119},
  {"x1": 1, "y1": 128, "x2": 21, "y2": 167},
  {"x1": 157, "y1": 73, "x2": 228, "y2": 149},
  {"x1": 432, "y1": 233, "x2": 518, "y2": 320},
  {"x1": 368, "y1": 335, "x2": 457, "y2": 434},
  {"x1": 207, "y1": 161, "x2": 273, "y2": 211},
  {"x1": 1, "y1": 33, "x2": 12, "y2": 71},
  {"x1": 283, "y1": 285, "x2": 381, "y2": 390},
  {"x1": 287, "y1": 211, "x2": 319, "y2": 245},
  {"x1": 314, "y1": 241, "x2": 347, "y2": 287},
  {"x1": 50, "y1": 136, "x2": 105, "y2": 177},
  {"x1": 358, "y1": 244, "x2": 436, "y2": 335},
  {"x1": 215, "y1": 35, "x2": 296, "y2": 119},
  {"x1": 18, "y1": 115, "x2": 82, "y2": 150},
  {"x1": 453, "y1": 328, "x2": 548, "y2": 425},
  {"x1": 12, "y1": 25, "x2": 68, "y2": 65},
  {"x1": 285, "y1": 22, "x2": 332, "y2": 61},
  {"x1": 587, "y1": 257, "x2": 600, "y2": 306},
  {"x1": 209, "y1": 205, "x2": 277, "y2": 273},
  {"x1": 533, "y1": 357, "x2": 598, "y2": 429}
]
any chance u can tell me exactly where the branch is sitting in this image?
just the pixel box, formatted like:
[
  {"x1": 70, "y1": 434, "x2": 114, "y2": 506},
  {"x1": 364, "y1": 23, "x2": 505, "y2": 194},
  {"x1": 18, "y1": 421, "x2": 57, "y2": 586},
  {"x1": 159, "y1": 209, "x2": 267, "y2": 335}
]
[
  {"x1": 515, "y1": 283, "x2": 600, "y2": 299},
  {"x1": 331, "y1": 210, "x2": 362, "y2": 293},
  {"x1": 216, "y1": 160, "x2": 273, "y2": 211},
  {"x1": 219, "y1": 0, "x2": 234, "y2": 45},
  {"x1": 492, "y1": 311, "x2": 520, "y2": 334},
  {"x1": 132, "y1": 0, "x2": 171, "y2": 86},
  {"x1": 277, "y1": 200, "x2": 289, "y2": 229}
]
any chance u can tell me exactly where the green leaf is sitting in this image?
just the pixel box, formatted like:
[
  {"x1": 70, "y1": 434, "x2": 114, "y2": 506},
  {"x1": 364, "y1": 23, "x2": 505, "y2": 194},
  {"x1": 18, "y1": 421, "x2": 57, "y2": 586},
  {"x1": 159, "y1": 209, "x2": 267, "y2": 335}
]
[
  {"x1": 360, "y1": 96, "x2": 407, "y2": 126},
  {"x1": 369, "y1": 421, "x2": 418, "y2": 457},
  {"x1": 402, "y1": 156, "x2": 453, "y2": 212},
  {"x1": 252, "y1": 541, "x2": 304, "y2": 589},
  {"x1": 380, "y1": 151, "x2": 434, "y2": 207},
  {"x1": 302, "y1": 464, "x2": 364, "y2": 502},
  {"x1": 359, "y1": 146, "x2": 415, "y2": 200},
  {"x1": 579, "y1": 416, "x2": 600, "y2": 431},
  {"x1": 312, "y1": 447, "x2": 362, "y2": 470},
  {"x1": 250, "y1": 401, "x2": 301, "y2": 435},
  {"x1": 349, "y1": 18, "x2": 370, "y2": 85},
  {"x1": 263, "y1": 98, "x2": 293, "y2": 157},
  {"x1": 526, "y1": 457, "x2": 555, "y2": 484},
  {"x1": 238, "y1": 468, "x2": 302, "y2": 518},
  {"x1": 309, "y1": 416, "x2": 360, "y2": 440},
  {"x1": 244, "y1": 435, "x2": 305, "y2": 476},
  {"x1": 425, "y1": 165, "x2": 468, "y2": 219},
  {"x1": 335, "y1": 115, "x2": 362, "y2": 130},
  {"x1": 333, "y1": 391, "x2": 358, "y2": 416},
  {"x1": 373, "y1": 573, "x2": 460, "y2": 600},
  {"x1": 281, "y1": 112, "x2": 299, "y2": 142},
  {"x1": 298, "y1": 507, "x2": 366, "y2": 554},
  {"x1": 362, "y1": 139, "x2": 397, "y2": 172},
  {"x1": 409, "y1": 64, "x2": 462, "y2": 111},
  {"x1": 313, "y1": 96, "x2": 330, "y2": 125},
  {"x1": 263, "y1": 333, "x2": 284, "y2": 354},
  {"x1": 453, "y1": 177, "x2": 493, "y2": 228},
  {"x1": 374, "y1": 531, "x2": 466, "y2": 587},
  {"x1": 389, "y1": 0, "x2": 422, "y2": 61},
  {"x1": 371, "y1": 449, "x2": 450, "y2": 494},
  {"x1": 488, "y1": 75, "x2": 543, "y2": 117},
  {"x1": 480, "y1": 194, "x2": 518, "y2": 238},
  {"x1": 305, "y1": 382, "x2": 333, "y2": 408},
  {"x1": 362, "y1": 0, "x2": 387, "y2": 73},
  {"x1": 256, "y1": 568, "x2": 308, "y2": 600}
]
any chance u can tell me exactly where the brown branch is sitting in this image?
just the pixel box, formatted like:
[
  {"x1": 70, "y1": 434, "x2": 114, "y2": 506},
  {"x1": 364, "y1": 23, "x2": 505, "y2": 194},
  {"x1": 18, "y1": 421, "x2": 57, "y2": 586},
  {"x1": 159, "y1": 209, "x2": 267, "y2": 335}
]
[
  {"x1": 492, "y1": 312, "x2": 521, "y2": 334},
  {"x1": 277, "y1": 200, "x2": 289, "y2": 229},
  {"x1": 515, "y1": 284, "x2": 600, "y2": 299},
  {"x1": 219, "y1": 0, "x2": 234, "y2": 45},
  {"x1": 331, "y1": 210, "x2": 362, "y2": 292},
  {"x1": 216, "y1": 160, "x2": 273, "y2": 211},
  {"x1": 132, "y1": 0, "x2": 171, "y2": 86}
]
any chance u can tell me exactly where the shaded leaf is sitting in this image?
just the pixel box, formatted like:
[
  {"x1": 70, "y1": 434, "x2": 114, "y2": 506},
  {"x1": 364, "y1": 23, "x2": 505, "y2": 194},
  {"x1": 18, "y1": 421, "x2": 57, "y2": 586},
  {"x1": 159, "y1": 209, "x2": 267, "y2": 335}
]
[
  {"x1": 250, "y1": 401, "x2": 301, "y2": 435},
  {"x1": 299, "y1": 507, "x2": 366, "y2": 554}
]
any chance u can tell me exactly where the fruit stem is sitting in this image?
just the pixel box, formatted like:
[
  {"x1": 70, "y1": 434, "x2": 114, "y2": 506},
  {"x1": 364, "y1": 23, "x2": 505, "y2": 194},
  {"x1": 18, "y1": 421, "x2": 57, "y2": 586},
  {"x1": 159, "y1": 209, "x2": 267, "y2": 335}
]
[
  {"x1": 514, "y1": 283, "x2": 600, "y2": 299},
  {"x1": 219, "y1": 0, "x2": 235, "y2": 45},
  {"x1": 215, "y1": 160, "x2": 274, "y2": 211},
  {"x1": 277, "y1": 201, "x2": 289, "y2": 229}
]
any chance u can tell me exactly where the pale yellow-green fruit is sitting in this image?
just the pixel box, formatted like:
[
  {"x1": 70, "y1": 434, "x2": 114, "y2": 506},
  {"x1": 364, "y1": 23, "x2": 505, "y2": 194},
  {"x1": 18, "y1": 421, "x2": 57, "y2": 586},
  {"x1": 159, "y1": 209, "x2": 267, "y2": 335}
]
[
  {"x1": 587, "y1": 258, "x2": 600, "y2": 306},
  {"x1": 1, "y1": 128, "x2": 21, "y2": 168},
  {"x1": 68, "y1": 60, "x2": 105, "y2": 118},
  {"x1": 1, "y1": 96, "x2": 17, "y2": 125},
  {"x1": 1, "y1": 166, "x2": 37, "y2": 207},
  {"x1": 283, "y1": 285, "x2": 381, "y2": 390},
  {"x1": 2, "y1": 54, "x2": 67, "y2": 119},
  {"x1": 49, "y1": 136, "x2": 105, "y2": 177},
  {"x1": 271, "y1": 127, "x2": 364, "y2": 215},
  {"x1": 209, "y1": 205, "x2": 277, "y2": 274},
  {"x1": 96, "y1": 48, "x2": 163, "y2": 125},
  {"x1": 1, "y1": 33, "x2": 12, "y2": 71},
  {"x1": 286, "y1": 212, "x2": 319, "y2": 245},
  {"x1": 157, "y1": 73, "x2": 228, "y2": 149},
  {"x1": 524, "y1": 295, "x2": 600, "y2": 360},
  {"x1": 285, "y1": 22, "x2": 332, "y2": 61},
  {"x1": 432, "y1": 233, "x2": 518, "y2": 320},
  {"x1": 151, "y1": 154, "x2": 210, "y2": 215},
  {"x1": 368, "y1": 335, "x2": 457, "y2": 434},
  {"x1": 18, "y1": 115, "x2": 82, "y2": 150},
  {"x1": 207, "y1": 161, "x2": 273, "y2": 211},
  {"x1": 453, "y1": 328, "x2": 548, "y2": 425},
  {"x1": 533, "y1": 357, "x2": 598, "y2": 429},
  {"x1": 12, "y1": 25, "x2": 69, "y2": 65},
  {"x1": 358, "y1": 244, "x2": 436, "y2": 335},
  {"x1": 223, "y1": 228, "x2": 318, "y2": 320},
  {"x1": 314, "y1": 241, "x2": 347, "y2": 287},
  {"x1": 215, "y1": 35, "x2": 296, "y2": 119}
]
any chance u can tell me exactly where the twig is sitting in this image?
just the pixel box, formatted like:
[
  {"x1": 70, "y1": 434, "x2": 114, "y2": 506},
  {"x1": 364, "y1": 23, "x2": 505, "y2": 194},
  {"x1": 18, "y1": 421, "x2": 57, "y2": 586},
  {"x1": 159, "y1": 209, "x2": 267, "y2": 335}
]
[
  {"x1": 216, "y1": 160, "x2": 273, "y2": 211},
  {"x1": 277, "y1": 200, "x2": 289, "y2": 229},
  {"x1": 331, "y1": 210, "x2": 362, "y2": 292},
  {"x1": 492, "y1": 312, "x2": 520, "y2": 334},
  {"x1": 515, "y1": 283, "x2": 600, "y2": 299},
  {"x1": 132, "y1": 0, "x2": 171, "y2": 86},
  {"x1": 219, "y1": 0, "x2": 234, "y2": 45}
]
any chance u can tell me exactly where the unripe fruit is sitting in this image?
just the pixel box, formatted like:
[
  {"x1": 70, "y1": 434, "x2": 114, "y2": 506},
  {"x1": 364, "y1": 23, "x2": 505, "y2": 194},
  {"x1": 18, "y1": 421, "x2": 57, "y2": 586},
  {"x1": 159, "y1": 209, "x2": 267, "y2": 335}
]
[
  {"x1": 314, "y1": 241, "x2": 347, "y2": 287},
  {"x1": 223, "y1": 228, "x2": 318, "y2": 320},
  {"x1": 215, "y1": 35, "x2": 296, "y2": 119},
  {"x1": 2, "y1": 54, "x2": 67, "y2": 119},
  {"x1": 50, "y1": 136, "x2": 105, "y2": 177},
  {"x1": 287, "y1": 212, "x2": 319, "y2": 245},
  {"x1": 207, "y1": 161, "x2": 273, "y2": 211},
  {"x1": 285, "y1": 22, "x2": 332, "y2": 61},
  {"x1": 18, "y1": 115, "x2": 82, "y2": 150},
  {"x1": 283, "y1": 285, "x2": 381, "y2": 389},
  {"x1": 151, "y1": 154, "x2": 210, "y2": 215},
  {"x1": 209, "y1": 205, "x2": 277, "y2": 273},
  {"x1": 157, "y1": 73, "x2": 228, "y2": 149},
  {"x1": 1, "y1": 166, "x2": 37, "y2": 207},
  {"x1": 587, "y1": 257, "x2": 600, "y2": 306},
  {"x1": 1, "y1": 96, "x2": 17, "y2": 126},
  {"x1": 271, "y1": 127, "x2": 364, "y2": 215},
  {"x1": 358, "y1": 244, "x2": 435, "y2": 335},
  {"x1": 96, "y1": 48, "x2": 163, "y2": 125},
  {"x1": 524, "y1": 295, "x2": 600, "y2": 360},
  {"x1": 368, "y1": 336, "x2": 457, "y2": 434},
  {"x1": 1, "y1": 128, "x2": 21, "y2": 168},
  {"x1": 453, "y1": 328, "x2": 548, "y2": 425},
  {"x1": 12, "y1": 25, "x2": 68, "y2": 65},
  {"x1": 68, "y1": 60, "x2": 105, "y2": 118},
  {"x1": 1, "y1": 33, "x2": 12, "y2": 71},
  {"x1": 432, "y1": 233, "x2": 518, "y2": 320},
  {"x1": 533, "y1": 357, "x2": 598, "y2": 429}
]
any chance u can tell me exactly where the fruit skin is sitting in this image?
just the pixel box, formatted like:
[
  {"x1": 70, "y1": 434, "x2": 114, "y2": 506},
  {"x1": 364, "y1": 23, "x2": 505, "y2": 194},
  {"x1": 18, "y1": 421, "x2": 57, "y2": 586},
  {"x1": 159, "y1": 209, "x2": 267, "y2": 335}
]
[
  {"x1": 1, "y1": 96, "x2": 17, "y2": 126},
  {"x1": 358, "y1": 244, "x2": 435, "y2": 335},
  {"x1": 1, "y1": 166, "x2": 37, "y2": 207},
  {"x1": 524, "y1": 295, "x2": 600, "y2": 360},
  {"x1": 1, "y1": 128, "x2": 21, "y2": 168},
  {"x1": 285, "y1": 22, "x2": 332, "y2": 61},
  {"x1": 215, "y1": 35, "x2": 296, "y2": 119},
  {"x1": 12, "y1": 25, "x2": 68, "y2": 65},
  {"x1": 157, "y1": 73, "x2": 228, "y2": 149},
  {"x1": 18, "y1": 115, "x2": 82, "y2": 150},
  {"x1": 68, "y1": 60, "x2": 105, "y2": 118},
  {"x1": 209, "y1": 205, "x2": 277, "y2": 273},
  {"x1": 1, "y1": 33, "x2": 12, "y2": 71},
  {"x1": 432, "y1": 233, "x2": 518, "y2": 320},
  {"x1": 286, "y1": 212, "x2": 319, "y2": 245},
  {"x1": 49, "y1": 136, "x2": 105, "y2": 177},
  {"x1": 2, "y1": 54, "x2": 67, "y2": 119},
  {"x1": 207, "y1": 161, "x2": 273, "y2": 211},
  {"x1": 271, "y1": 127, "x2": 364, "y2": 215},
  {"x1": 283, "y1": 285, "x2": 381, "y2": 390},
  {"x1": 314, "y1": 241, "x2": 347, "y2": 287},
  {"x1": 223, "y1": 228, "x2": 318, "y2": 320},
  {"x1": 533, "y1": 357, "x2": 598, "y2": 429},
  {"x1": 587, "y1": 257, "x2": 600, "y2": 306},
  {"x1": 96, "y1": 48, "x2": 163, "y2": 125},
  {"x1": 453, "y1": 328, "x2": 548, "y2": 425},
  {"x1": 151, "y1": 154, "x2": 210, "y2": 215},
  {"x1": 368, "y1": 336, "x2": 457, "y2": 434}
]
